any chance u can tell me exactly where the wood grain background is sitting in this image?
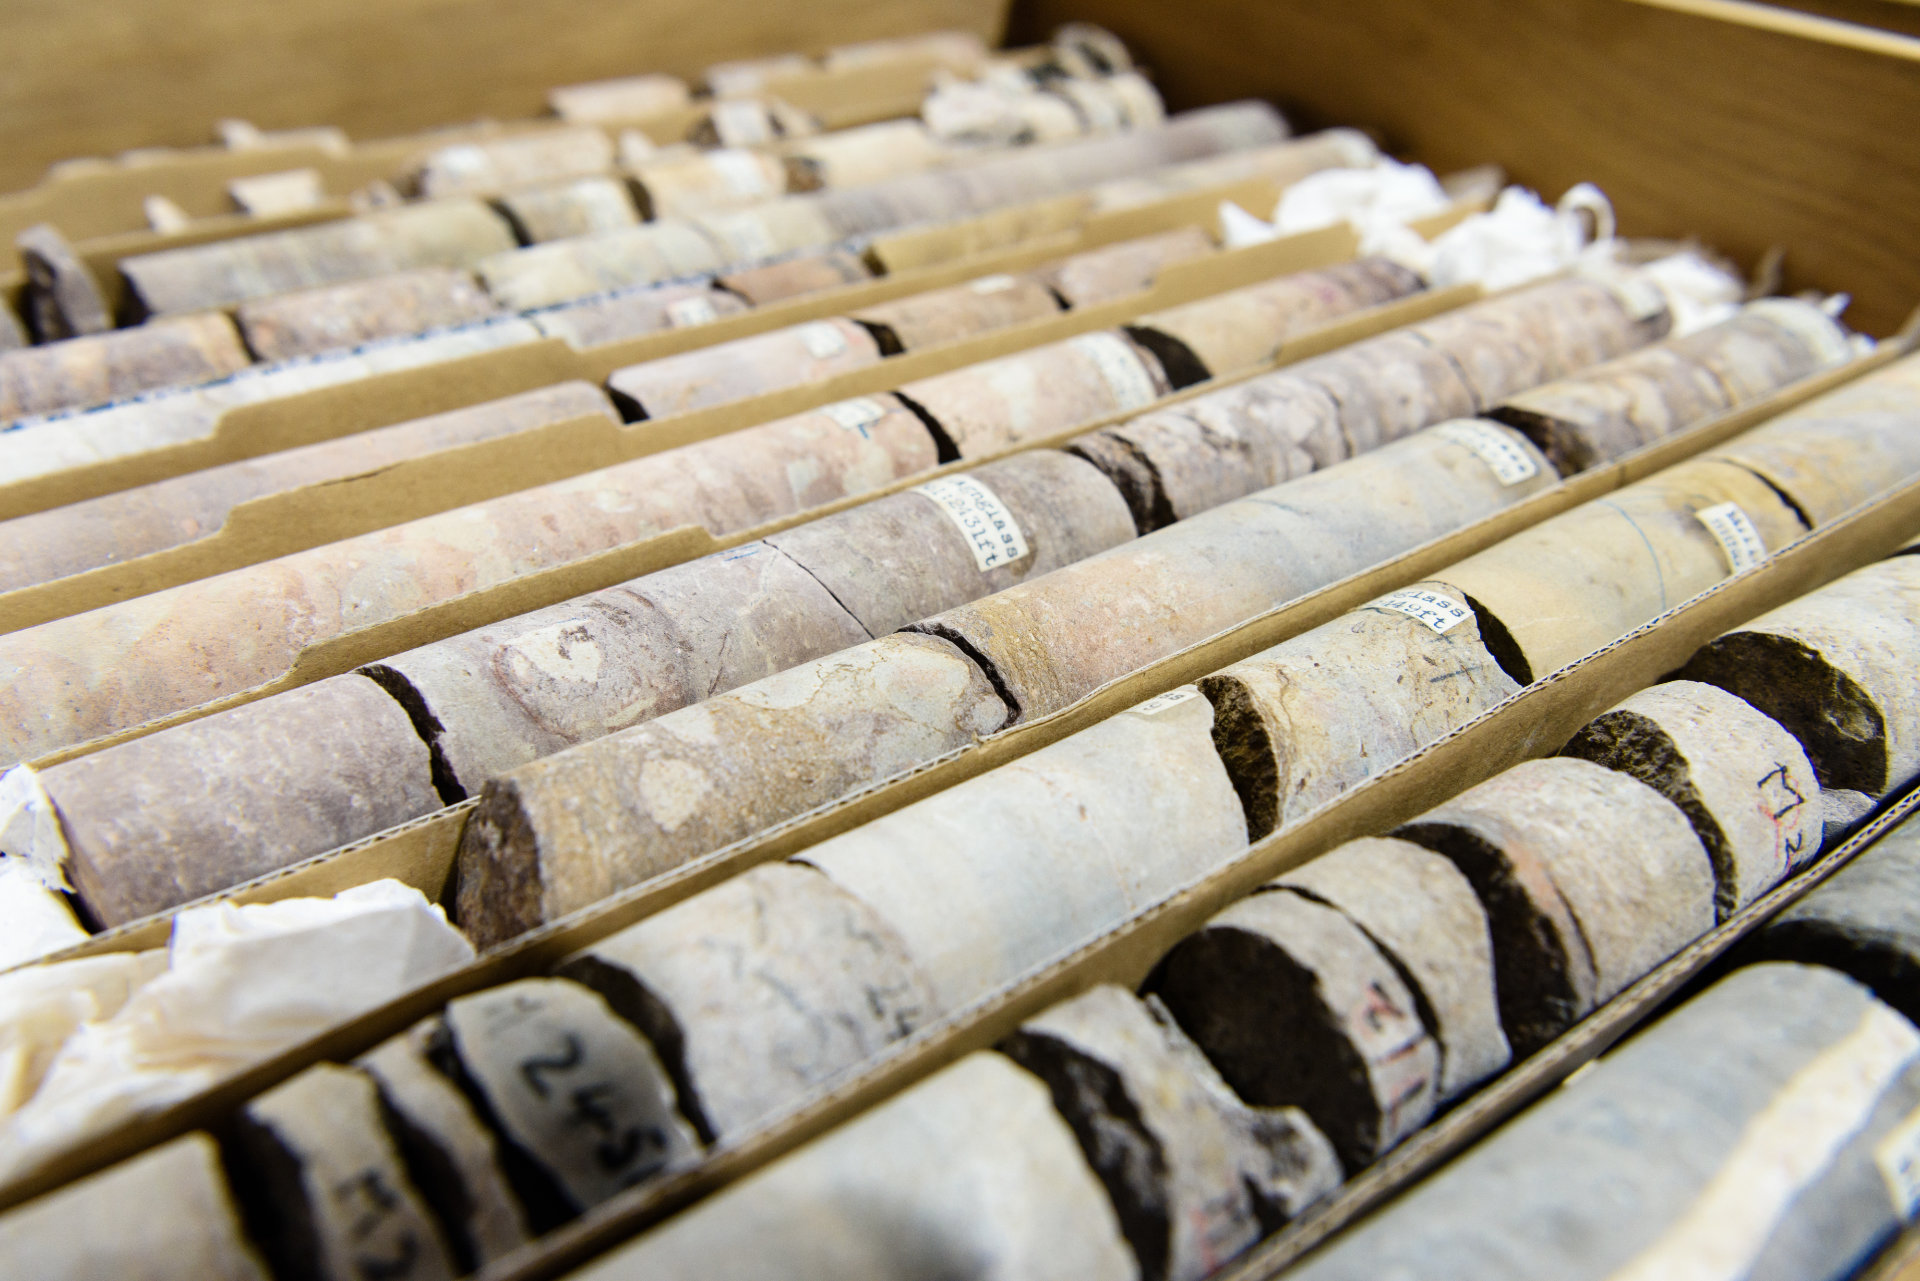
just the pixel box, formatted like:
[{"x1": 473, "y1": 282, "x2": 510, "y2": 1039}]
[
  {"x1": 1012, "y1": 0, "x2": 1920, "y2": 334},
  {"x1": 0, "y1": 0, "x2": 1004, "y2": 193},
  {"x1": 0, "y1": 0, "x2": 1912, "y2": 331}
]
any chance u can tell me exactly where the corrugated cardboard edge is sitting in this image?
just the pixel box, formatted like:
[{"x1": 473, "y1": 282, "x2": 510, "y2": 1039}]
[
  {"x1": 17, "y1": 254, "x2": 1459, "y2": 763},
  {"x1": 0, "y1": 345, "x2": 1905, "y2": 1220}
]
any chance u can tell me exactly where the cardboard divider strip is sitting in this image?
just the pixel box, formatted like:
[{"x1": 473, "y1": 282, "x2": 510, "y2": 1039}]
[
  {"x1": 2, "y1": 196, "x2": 1486, "y2": 630},
  {"x1": 16, "y1": 234, "x2": 1456, "y2": 757},
  {"x1": 0, "y1": 48, "x2": 970, "y2": 245},
  {"x1": 0, "y1": 172, "x2": 1373, "y2": 522},
  {"x1": 2, "y1": 411, "x2": 1909, "y2": 1236},
  {"x1": 0, "y1": 343, "x2": 1903, "y2": 1224}
]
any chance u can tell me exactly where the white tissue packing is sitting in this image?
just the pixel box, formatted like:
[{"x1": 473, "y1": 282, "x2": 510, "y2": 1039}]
[
  {"x1": 0, "y1": 764, "x2": 89, "y2": 970},
  {"x1": 0, "y1": 879, "x2": 474, "y2": 1182}
]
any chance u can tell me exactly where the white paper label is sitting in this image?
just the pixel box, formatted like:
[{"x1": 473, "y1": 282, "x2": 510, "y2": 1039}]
[
  {"x1": 1437, "y1": 420, "x2": 1539, "y2": 485},
  {"x1": 1696, "y1": 501, "x2": 1767, "y2": 574},
  {"x1": 707, "y1": 148, "x2": 772, "y2": 197},
  {"x1": 798, "y1": 321, "x2": 849, "y2": 360},
  {"x1": 820, "y1": 397, "x2": 887, "y2": 434},
  {"x1": 1070, "y1": 332, "x2": 1159, "y2": 411},
  {"x1": 969, "y1": 274, "x2": 1020, "y2": 295},
  {"x1": 1876, "y1": 1106, "x2": 1920, "y2": 1219},
  {"x1": 665, "y1": 295, "x2": 719, "y2": 328},
  {"x1": 1374, "y1": 588, "x2": 1471, "y2": 634},
  {"x1": 711, "y1": 99, "x2": 773, "y2": 146},
  {"x1": 1132, "y1": 687, "x2": 1201, "y2": 717},
  {"x1": 912, "y1": 474, "x2": 1031, "y2": 571}
]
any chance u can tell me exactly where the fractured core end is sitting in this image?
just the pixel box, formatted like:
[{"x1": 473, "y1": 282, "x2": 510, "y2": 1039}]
[
  {"x1": 1679, "y1": 631, "x2": 1888, "y2": 796},
  {"x1": 451, "y1": 779, "x2": 549, "y2": 949},
  {"x1": 1199, "y1": 673, "x2": 1282, "y2": 840},
  {"x1": 1562, "y1": 709, "x2": 1742, "y2": 921},
  {"x1": 1392, "y1": 820, "x2": 1587, "y2": 1057}
]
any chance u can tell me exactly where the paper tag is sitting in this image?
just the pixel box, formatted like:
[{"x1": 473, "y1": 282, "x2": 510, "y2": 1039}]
[
  {"x1": 1374, "y1": 588, "x2": 1471, "y2": 634},
  {"x1": 1071, "y1": 332, "x2": 1159, "y2": 411},
  {"x1": 798, "y1": 321, "x2": 849, "y2": 360},
  {"x1": 1132, "y1": 687, "x2": 1201, "y2": 717},
  {"x1": 969, "y1": 274, "x2": 1019, "y2": 295},
  {"x1": 707, "y1": 148, "x2": 772, "y2": 197},
  {"x1": 665, "y1": 295, "x2": 719, "y2": 328},
  {"x1": 912, "y1": 474, "x2": 1031, "y2": 570},
  {"x1": 819, "y1": 397, "x2": 887, "y2": 434},
  {"x1": 711, "y1": 99, "x2": 773, "y2": 146},
  {"x1": 1437, "y1": 420, "x2": 1539, "y2": 485},
  {"x1": 1877, "y1": 1106, "x2": 1920, "y2": 1218},
  {"x1": 1696, "y1": 501, "x2": 1767, "y2": 573}
]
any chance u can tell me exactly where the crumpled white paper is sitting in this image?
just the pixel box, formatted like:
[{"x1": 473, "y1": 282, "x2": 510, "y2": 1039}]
[
  {"x1": 0, "y1": 879, "x2": 473, "y2": 1183},
  {"x1": 1223, "y1": 165, "x2": 1748, "y2": 337},
  {"x1": 0, "y1": 859, "x2": 88, "y2": 971},
  {"x1": 0, "y1": 764, "x2": 73, "y2": 893},
  {"x1": 0, "y1": 764, "x2": 89, "y2": 970},
  {"x1": 0, "y1": 950, "x2": 165, "y2": 1117}
]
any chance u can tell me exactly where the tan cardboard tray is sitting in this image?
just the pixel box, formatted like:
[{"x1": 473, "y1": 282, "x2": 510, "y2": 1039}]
[
  {"x1": 0, "y1": 48, "x2": 971, "y2": 245},
  {"x1": 15, "y1": 270, "x2": 1464, "y2": 767},
  {"x1": 6, "y1": 225, "x2": 1475, "y2": 744},
  {"x1": 0, "y1": 168, "x2": 1382, "y2": 524},
  {"x1": 0, "y1": 332, "x2": 1905, "y2": 1221},
  {"x1": 25, "y1": 292, "x2": 1888, "y2": 917},
  {"x1": 0, "y1": 212, "x2": 1379, "y2": 631},
  {"x1": 470, "y1": 467, "x2": 1920, "y2": 1281}
]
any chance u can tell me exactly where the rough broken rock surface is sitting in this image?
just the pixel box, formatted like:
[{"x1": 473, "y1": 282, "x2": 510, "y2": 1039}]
[
  {"x1": 1001, "y1": 984, "x2": 1342, "y2": 1281},
  {"x1": 1149, "y1": 887, "x2": 1442, "y2": 1174},
  {"x1": 1394, "y1": 757, "x2": 1716, "y2": 1054},
  {"x1": 228, "y1": 1062, "x2": 457, "y2": 1281},
  {"x1": 356, "y1": 1019, "x2": 532, "y2": 1270},
  {"x1": 1678, "y1": 554, "x2": 1920, "y2": 798},
  {"x1": 1562, "y1": 680, "x2": 1822, "y2": 917},
  {"x1": 1278, "y1": 836, "x2": 1511, "y2": 1097},
  {"x1": 436, "y1": 979, "x2": 700, "y2": 1212},
  {"x1": 1201, "y1": 581, "x2": 1523, "y2": 839}
]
